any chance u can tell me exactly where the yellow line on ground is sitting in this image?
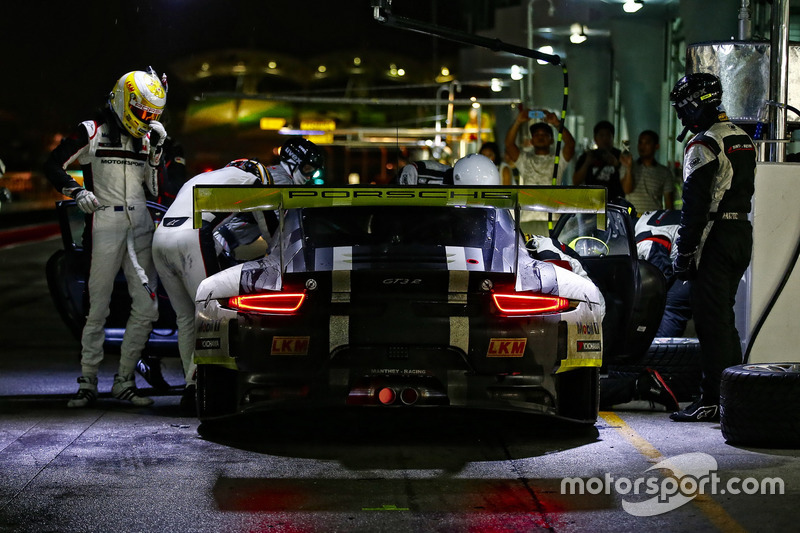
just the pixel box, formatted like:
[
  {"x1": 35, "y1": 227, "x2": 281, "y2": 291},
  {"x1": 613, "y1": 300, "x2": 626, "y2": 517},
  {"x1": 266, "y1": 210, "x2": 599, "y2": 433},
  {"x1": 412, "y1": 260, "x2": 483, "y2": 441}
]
[{"x1": 599, "y1": 411, "x2": 748, "y2": 533}]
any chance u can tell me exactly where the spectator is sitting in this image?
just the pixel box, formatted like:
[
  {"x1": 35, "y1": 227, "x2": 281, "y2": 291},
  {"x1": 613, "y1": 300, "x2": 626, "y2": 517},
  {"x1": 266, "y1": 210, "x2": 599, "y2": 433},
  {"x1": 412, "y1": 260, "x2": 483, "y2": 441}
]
[
  {"x1": 479, "y1": 141, "x2": 513, "y2": 185},
  {"x1": 573, "y1": 120, "x2": 625, "y2": 202},
  {"x1": 620, "y1": 130, "x2": 675, "y2": 212},
  {"x1": 504, "y1": 105, "x2": 576, "y2": 234}
]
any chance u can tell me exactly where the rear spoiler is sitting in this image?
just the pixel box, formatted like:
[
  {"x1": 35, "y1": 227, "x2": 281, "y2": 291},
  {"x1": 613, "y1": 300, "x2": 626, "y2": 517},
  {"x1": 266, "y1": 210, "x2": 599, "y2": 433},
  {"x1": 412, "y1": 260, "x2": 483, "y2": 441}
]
[
  {"x1": 193, "y1": 185, "x2": 607, "y2": 277},
  {"x1": 192, "y1": 185, "x2": 607, "y2": 229}
]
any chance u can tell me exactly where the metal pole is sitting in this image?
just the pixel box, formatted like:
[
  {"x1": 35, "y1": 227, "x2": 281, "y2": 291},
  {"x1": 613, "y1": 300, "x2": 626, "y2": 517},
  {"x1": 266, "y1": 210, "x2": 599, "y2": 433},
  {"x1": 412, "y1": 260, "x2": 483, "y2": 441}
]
[{"x1": 768, "y1": 0, "x2": 790, "y2": 162}]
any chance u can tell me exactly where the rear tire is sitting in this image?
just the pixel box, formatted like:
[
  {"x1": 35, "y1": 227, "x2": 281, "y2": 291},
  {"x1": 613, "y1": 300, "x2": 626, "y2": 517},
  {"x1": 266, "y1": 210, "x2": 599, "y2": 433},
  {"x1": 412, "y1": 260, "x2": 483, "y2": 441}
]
[
  {"x1": 721, "y1": 363, "x2": 800, "y2": 448},
  {"x1": 196, "y1": 365, "x2": 239, "y2": 421}
]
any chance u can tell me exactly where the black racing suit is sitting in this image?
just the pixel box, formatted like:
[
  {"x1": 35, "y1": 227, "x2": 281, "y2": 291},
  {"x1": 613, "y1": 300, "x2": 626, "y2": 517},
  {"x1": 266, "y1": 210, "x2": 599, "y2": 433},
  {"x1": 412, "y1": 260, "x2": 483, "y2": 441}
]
[{"x1": 676, "y1": 119, "x2": 756, "y2": 403}]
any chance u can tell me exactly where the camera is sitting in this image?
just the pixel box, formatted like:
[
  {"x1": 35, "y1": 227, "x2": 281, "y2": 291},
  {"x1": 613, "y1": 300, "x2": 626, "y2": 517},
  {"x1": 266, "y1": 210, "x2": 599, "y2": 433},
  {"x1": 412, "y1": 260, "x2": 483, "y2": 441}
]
[{"x1": 528, "y1": 110, "x2": 545, "y2": 120}]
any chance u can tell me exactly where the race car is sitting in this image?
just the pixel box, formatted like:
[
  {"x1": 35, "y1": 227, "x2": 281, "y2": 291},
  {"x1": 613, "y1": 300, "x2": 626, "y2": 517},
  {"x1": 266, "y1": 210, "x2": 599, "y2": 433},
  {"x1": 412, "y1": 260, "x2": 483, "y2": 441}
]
[{"x1": 190, "y1": 185, "x2": 666, "y2": 424}]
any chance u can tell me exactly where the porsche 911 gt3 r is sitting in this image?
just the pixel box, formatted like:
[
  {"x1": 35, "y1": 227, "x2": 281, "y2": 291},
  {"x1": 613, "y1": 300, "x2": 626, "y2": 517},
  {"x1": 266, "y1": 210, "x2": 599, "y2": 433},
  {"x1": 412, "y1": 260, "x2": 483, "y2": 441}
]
[{"x1": 190, "y1": 186, "x2": 618, "y2": 423}]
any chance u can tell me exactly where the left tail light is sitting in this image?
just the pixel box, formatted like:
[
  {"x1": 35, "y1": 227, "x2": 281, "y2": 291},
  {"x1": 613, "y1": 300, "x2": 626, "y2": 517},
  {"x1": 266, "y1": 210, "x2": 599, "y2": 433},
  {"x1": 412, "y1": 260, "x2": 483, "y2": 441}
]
[
  {"x1": 227, "y1": 292, "x2": 306, "y2": 314},
  {"x1": 492, "y1": 293, "x2": 570, "y2": 315}
]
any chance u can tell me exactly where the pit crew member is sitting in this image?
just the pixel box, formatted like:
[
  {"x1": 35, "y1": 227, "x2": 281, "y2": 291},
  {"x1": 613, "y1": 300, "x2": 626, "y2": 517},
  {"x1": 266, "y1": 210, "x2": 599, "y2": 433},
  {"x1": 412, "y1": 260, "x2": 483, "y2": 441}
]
[
  {"x1": 668, "y1": 72, "x2": 756, "y2": 422},
  {"x1": 152, "y1": 159, "x2": 270, "y2": 411}
]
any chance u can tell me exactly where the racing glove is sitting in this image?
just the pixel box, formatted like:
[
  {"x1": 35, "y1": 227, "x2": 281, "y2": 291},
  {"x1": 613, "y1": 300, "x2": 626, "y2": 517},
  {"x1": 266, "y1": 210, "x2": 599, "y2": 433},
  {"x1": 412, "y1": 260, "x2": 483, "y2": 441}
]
[
  {"x1": 73, "y1": 188, "x2": 101, "y2": 214},
  {"x1": 672, "y1": 252, "x2": 697, "y2": 281},
  {"x1": 148, "y1": 120, "x2": 167, "y2": 166}
]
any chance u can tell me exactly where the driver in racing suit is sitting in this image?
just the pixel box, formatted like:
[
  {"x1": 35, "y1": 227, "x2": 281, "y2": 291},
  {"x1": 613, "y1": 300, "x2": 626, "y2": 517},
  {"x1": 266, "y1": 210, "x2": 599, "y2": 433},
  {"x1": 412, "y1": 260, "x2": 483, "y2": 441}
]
[
  {"x1": 152, "y1": 138, "x2": 324, "y2": 413},
  {"x1": 43, "y1": 68, "x2": 168, "y2": 408},
  {"x1": 668, "y1": 72, "x2": 756, "y2": 422}
]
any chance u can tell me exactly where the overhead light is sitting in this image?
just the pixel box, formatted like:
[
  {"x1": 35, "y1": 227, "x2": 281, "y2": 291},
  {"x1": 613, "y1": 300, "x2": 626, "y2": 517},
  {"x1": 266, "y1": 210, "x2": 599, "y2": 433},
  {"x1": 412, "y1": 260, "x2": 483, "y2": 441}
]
[
  {"x1": 510, "y1": 64, "x2": 524, "y2": 80},
  {"x1": 569, "y1": 23, "x2": 587, "y2": 44},
  {"x1": 490, "y1": 78, "x2": 503, "y2": 92},
  {"x1": 623, "y1": 0, "x2": 643, "y2": 13}
]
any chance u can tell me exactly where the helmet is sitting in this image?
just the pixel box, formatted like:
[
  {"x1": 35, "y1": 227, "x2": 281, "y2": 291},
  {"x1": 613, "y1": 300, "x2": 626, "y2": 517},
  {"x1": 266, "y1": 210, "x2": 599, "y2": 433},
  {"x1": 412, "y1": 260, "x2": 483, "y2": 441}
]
[
  {"x1": 225, "y1": 158, "x2": 268, "y2": 184},
  {"x1": 108, "y1": 67, "x2": 167, "y2": 138},
  {"x1": 452, "y1": 154, "x2": 500, "y2": 186},
  {"x1": 279, "y1": 138, "x2": 324, "y2": 185},
  {"x1": 669, "y1": 72, "x2": 723, "y2": 133}
]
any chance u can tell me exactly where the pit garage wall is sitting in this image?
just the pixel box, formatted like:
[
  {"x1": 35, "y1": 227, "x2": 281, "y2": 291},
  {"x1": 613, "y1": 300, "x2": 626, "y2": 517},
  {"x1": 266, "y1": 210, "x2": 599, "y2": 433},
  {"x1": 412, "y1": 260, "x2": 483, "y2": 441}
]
[{"x1": 745, "y1": 162, "x2": 800, "y2": 363}]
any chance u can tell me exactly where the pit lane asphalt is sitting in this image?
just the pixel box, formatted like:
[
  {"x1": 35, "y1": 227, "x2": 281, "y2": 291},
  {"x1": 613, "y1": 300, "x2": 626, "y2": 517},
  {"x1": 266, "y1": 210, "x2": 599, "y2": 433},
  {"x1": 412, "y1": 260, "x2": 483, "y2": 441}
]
[{"x1": 1, "y1": 232, "x2": 798, "y2": 532}]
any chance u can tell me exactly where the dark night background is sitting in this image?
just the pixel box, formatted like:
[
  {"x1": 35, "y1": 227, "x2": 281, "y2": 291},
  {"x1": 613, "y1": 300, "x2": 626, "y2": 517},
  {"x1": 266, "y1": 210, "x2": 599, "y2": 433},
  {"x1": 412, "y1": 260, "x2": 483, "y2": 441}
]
[{"x1": 1, "y1": 0, "x2": 484, "y2": 170}]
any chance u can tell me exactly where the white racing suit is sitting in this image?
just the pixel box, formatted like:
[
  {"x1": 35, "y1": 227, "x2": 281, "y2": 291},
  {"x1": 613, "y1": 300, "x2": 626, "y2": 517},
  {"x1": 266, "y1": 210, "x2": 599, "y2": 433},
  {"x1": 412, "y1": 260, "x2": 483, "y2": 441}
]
[
  {"x1": 151, "y1": 164, "x2": 290, "y2": 383},
  {"x1": 44, "y1": 111, "x2": 161, "y2": 378}
]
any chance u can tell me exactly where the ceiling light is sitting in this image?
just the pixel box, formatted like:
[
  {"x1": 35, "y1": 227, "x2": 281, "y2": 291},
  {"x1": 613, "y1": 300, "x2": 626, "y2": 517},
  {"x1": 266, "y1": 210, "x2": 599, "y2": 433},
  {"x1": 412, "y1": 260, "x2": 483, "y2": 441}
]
[
  {"x1": 569, "y1": 23, "x2": 587, "y2": 44},
  {"x1": 511, "y1": 64, "x2": 524, "y2": 80},
  {"x1": 623, "y1": 0, "x2": 643, "y2": 13}
]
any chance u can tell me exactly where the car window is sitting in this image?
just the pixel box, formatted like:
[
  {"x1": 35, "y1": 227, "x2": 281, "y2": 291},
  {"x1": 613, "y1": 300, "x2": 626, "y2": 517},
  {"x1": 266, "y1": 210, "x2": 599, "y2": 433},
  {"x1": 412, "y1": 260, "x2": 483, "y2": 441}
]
[
  {"x1": 553, "y1": 209, "x2": 630, "y2": 257},
  {"x1": 301, "y1": 206, "x2": 497, "y2": 248}
]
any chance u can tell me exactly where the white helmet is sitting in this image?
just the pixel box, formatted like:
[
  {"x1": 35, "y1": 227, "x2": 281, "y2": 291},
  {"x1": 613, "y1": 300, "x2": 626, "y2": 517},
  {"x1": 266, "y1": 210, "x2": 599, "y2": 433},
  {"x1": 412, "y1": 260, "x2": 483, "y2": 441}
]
[
  {"x1": 452, "y1": 154, "x2": 500, "y2": 186},
  {"x1": 108, "y1": 67, "x2": 167, "y2": 138}
]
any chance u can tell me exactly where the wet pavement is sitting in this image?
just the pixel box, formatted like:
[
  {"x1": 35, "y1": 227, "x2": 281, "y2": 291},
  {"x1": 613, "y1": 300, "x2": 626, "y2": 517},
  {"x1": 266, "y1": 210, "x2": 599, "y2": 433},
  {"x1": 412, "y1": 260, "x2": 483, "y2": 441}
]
[{"x1": 1, "y1": 234, "x2": 798, "y2": 532}]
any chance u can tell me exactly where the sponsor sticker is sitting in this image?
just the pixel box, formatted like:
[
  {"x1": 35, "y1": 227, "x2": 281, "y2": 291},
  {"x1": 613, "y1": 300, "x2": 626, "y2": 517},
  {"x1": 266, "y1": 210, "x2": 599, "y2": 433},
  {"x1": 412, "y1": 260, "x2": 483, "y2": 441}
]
[
  {"x1": 576, "y1": 321, "x2": 601, "y2": 335},
  {"x1": 487, "y1": 338, "x2": 527, "y2": 357},
  {"x1": 271, "y1": 336, "x2": 310, "y2": 356},
  {"x1": 577, "y1": 340, "x2": 601, "y2": 352},
  {"x1": 196, "y1": 338, "x2": 221, "y2": 350}
]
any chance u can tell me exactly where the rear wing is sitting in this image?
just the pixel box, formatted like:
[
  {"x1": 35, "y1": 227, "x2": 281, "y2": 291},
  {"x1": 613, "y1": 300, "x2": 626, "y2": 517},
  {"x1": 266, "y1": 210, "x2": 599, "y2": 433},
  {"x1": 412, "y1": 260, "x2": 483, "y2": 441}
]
[
  {"x1": 192, "y1": 185, "x2": 607, "y2": 229},
  {"x1": 193, "y1": 185, "x2": 607, "y2": 276}
]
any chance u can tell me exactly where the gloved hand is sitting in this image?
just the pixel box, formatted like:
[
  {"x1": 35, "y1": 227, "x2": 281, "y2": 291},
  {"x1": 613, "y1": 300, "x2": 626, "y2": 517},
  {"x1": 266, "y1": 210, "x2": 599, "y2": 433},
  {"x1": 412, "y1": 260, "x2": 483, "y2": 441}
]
[
  {"x1": 149, "y1": 120, "x2": 167, "y2": 148},
  {"x1": 148, "y1": 120, "x2": 167, "y2": 167},
  {"x1": 672, "y1": 253, "x2": 696, "y2": 281},
  {"x1": 73, "y1": 188, "x2": 101, "y2": 214}
]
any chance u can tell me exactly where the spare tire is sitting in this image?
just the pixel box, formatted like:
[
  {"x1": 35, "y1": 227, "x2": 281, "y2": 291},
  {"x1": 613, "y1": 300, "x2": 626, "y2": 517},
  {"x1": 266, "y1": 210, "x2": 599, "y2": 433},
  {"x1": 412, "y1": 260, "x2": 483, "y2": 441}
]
[
  {"x1": 720, "y1": 363, "x2": 800, "y2": 448},
  {"x1": 607, "y1": 337, "x2": 702, "y2": 402}
]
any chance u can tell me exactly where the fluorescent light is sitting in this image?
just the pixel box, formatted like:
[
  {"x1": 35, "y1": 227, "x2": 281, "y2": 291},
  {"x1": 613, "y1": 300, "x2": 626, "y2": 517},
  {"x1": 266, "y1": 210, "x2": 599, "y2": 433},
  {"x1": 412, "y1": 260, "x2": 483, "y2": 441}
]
[{"x1": 623, "y1": 0, "x2": 643, "y2": 13}]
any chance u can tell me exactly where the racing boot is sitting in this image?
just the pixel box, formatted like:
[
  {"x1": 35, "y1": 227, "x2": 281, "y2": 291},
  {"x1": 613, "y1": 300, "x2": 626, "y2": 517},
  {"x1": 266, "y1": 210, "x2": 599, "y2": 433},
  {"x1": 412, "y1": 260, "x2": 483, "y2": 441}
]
[
  {"x1": 136, "y1": 356, "x2": 171, "y2": 392},
  {"x1": 636, "y1": 368, "x2": 679, "y2": 412},
  {"x1": 670, "y1": 396, "x2": 719, "y2": 422},
  {"x1": 111, "y1": 374, "x2": 154, "y2": 407},
  {"x1": 67, "y1": 375, "x2": 98, "y2": 408}
]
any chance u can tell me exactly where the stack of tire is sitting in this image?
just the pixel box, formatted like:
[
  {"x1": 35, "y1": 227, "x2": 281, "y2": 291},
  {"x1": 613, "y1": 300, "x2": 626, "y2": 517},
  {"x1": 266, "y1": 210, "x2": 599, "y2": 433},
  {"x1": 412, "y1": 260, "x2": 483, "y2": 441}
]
[
  {"x1": 721, "y1": 363, "x2": 800, "y2": 448},
  {"x1": 607, "y1": 337, "x2": 702, "y2": 402}
]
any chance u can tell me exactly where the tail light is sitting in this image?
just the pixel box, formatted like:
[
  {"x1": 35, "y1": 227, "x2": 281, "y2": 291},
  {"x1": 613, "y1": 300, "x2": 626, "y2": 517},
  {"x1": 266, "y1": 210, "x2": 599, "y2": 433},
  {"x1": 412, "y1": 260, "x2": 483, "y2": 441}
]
[
  {"x1": 227, "y1": 292, "x2": 305, "y2": 314},
  {"x1": 492, "y1": 293, "x2": 570, "y2": 315}
]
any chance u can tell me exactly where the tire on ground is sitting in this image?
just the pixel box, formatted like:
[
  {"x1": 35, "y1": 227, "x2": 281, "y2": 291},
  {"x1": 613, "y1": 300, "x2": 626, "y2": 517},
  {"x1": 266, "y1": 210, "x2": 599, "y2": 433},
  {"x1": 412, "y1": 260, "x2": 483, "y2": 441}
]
[
  {"x1": 721, "y1": 363, "x2": 800, "y2": 448},
  {"x1": 607, "y1": 337, "x2": 702, "y2": 402}
]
